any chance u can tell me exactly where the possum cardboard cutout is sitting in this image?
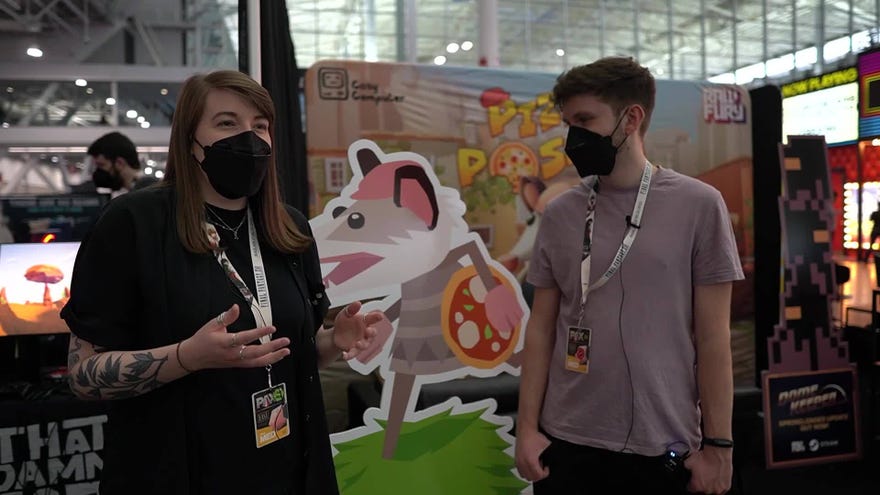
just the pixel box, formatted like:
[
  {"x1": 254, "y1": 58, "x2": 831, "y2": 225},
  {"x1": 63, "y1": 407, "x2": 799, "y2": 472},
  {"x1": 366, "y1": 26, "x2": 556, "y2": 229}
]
[{"x1": 310, "y1": 140, "x2": 530, "y2": 493}]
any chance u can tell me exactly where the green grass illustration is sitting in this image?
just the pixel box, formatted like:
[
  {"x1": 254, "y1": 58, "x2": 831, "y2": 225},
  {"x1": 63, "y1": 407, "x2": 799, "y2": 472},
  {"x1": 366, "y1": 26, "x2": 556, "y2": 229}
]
[{"x1": 334, "y1": 407, "x2": 527, "y2": 494}]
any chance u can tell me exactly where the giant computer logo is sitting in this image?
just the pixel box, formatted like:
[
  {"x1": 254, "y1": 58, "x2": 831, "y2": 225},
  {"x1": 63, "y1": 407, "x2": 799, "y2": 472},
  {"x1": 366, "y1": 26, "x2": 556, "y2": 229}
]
[{"x1": 318, "y1": 67, "x2": 349, "y2": 100}]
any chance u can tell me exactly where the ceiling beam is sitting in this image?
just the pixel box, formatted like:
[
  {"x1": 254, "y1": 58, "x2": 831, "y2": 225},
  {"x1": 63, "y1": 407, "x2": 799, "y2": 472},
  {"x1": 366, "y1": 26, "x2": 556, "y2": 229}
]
[
  {"x1": 17, "y1": 18, "x2": 129, "y2": 126},
  {"x1": 0, "y1": 2, "x2": 29, "y2": 26}
]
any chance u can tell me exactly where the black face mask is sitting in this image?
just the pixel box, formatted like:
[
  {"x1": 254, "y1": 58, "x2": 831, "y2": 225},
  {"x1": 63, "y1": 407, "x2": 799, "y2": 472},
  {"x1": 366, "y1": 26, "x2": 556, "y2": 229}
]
[
  {"x1": 195, "y1": 131, "x2": 271, "y2": 199},
  {"x1": 564, "y1": 109, "x2": 631, "y2": 178},
  {"x1": 93, "y1": 167, "x2": 124, "y2": 190}
]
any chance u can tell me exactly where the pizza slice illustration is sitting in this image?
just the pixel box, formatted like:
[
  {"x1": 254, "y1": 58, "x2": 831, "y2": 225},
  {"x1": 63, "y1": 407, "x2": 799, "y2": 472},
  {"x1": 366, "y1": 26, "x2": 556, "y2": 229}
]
[{"x1": 442, "y1": 265, "x2": 521, "y2": 369}]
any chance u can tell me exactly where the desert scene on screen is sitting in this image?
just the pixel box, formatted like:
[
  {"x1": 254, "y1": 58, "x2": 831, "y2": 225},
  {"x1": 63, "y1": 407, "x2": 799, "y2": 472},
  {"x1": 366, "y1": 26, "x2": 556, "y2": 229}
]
[{"x1": 0, "y1": 243, "x2": 77, "y2": 336}]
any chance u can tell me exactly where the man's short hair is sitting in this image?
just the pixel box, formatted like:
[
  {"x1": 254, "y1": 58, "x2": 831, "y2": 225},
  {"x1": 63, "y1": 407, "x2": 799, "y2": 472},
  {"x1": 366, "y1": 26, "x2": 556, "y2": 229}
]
[
  {"x1": 552, "y1": 57, "x2": 656, "y2": 136},
  {"x1": 87, "y1": 132, "x2": 140, "y2": 169}
]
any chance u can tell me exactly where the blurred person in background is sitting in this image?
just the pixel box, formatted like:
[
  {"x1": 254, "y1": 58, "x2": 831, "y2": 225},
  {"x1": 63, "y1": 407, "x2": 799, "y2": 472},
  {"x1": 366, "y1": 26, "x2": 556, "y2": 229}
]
[{"x1": 71, "y1": 131, "x2": 158, "y2": 196}]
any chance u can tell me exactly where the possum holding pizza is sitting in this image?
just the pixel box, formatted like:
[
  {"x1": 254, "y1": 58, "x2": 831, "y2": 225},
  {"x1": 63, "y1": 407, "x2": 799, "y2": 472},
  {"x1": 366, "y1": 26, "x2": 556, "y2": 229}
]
[{"x1": 310, "y1": 140, "x2": 527, "y2": 459}]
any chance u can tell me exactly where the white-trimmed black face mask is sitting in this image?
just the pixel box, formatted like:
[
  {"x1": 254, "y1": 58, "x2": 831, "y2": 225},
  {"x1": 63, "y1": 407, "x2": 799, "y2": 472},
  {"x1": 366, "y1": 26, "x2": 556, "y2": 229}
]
[{"x1": 194, "y1": 130, "x2": 271, "y2": 199}]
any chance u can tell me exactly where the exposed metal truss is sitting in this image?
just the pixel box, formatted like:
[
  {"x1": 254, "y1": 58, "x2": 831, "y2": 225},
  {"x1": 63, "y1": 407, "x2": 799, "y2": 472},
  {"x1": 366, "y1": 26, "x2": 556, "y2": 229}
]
[
  {"x1": 0, "y1": 0, "x2": 878, "y2": 115},
  {"x1": 0, "y1": 0, "x2": 238, "y2": 66},
  {"x1": 289, "y1": 0, "x2": 880, "y2": 83},
  {"x1": 0, "y1": 0, "x2": 240, "y2": 128},
  {"x1": 2, "y1": 1, "x2": 876, "y2": 81}
]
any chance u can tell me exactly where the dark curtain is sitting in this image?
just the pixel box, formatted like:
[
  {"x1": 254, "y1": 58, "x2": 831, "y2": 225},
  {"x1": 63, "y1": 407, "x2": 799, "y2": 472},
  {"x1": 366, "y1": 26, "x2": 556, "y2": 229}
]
[
  {"x1": 240, "y1": 0, "x2": 310, "y2": 215},
  {"x1": 750, "y1": 85, "x2": 782, "y2": 386}
]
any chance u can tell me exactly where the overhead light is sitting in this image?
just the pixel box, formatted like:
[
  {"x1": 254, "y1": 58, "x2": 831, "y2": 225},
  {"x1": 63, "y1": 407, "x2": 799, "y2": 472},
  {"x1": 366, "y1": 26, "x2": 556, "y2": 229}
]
[
  {"x1": 26, "y1": 47, "x2": 43, "y2": 58},
  {"x1": 144, "y1": 166, "x2": 153, "y2": 175},
  {"x1": 461, "y1": 40, "x2": 473, "y2": 51},
  {"x1": 872, "y1": 138, "x2": 880, "y2": 146},
  {"x1": 126, "y1": 110, "x2": 138, "y2": 119},
  {"x1": 5, "y1": 87, "x2": 13, "y2": 93},
  {"x1": 146, "y1": 159, "x2": 156, "y2": 166},
  {"x1": 160, "y1": 88, "x2": 168, "y2": 96},
  {"x1": 8, "y1": 146, "x2": 88, "y2": 153},
  {"x1": 75, "y1": 79, "x2": 87, "y2": 87},
  {"x1": 5, "y1": 145, "x2": 168, "y2": 153},
  {"x1": 556, "y1": 48, "x2": 565, "y2": 57},
  {"x1": 85, "y1": 87, "x2": 94, "y2": 94},
  {"x1": 1, "y1": 123, "x2": 9, "y2": 128},
  {"x1": 137, "y1": 116, "x2": 145, "y2": 123},
  {"x1": 140, "y1": 121, "x2": 150, "y2": 128},
  {"x1": 446, "y1": 42, "x2": 460, "y2": 54},
  {"x1": 105, "y1": 97, "x2": 116, "y2": 105},
  {"x1": 155, "y1": 170, "x2": 165, "y2": 179},
  {"x1": 434, "y1": 55, "x2": 447, "y2": 65}
]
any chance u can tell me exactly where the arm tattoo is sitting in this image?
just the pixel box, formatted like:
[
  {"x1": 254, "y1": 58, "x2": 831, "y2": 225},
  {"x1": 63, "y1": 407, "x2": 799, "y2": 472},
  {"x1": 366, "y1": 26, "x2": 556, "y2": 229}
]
[
  {"x1": 74, "y1": 351, "x2": 169, "y2": 399},
  {"x1": 68, "y1": 336, "x2": 83, "y2": 367}
]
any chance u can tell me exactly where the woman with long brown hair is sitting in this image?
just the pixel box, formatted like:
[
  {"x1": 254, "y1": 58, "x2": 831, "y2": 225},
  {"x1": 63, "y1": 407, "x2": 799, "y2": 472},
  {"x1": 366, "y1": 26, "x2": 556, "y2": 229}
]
[{"x1": 61, "y1": 70, "x2": 378, "y2": 494}]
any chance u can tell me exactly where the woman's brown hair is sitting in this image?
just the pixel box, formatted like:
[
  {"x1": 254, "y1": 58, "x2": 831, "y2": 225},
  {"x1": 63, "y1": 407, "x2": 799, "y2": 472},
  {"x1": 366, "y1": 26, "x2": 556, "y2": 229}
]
[{"x1": 163, "y1": 70, "x2": 311, "y2": 254}]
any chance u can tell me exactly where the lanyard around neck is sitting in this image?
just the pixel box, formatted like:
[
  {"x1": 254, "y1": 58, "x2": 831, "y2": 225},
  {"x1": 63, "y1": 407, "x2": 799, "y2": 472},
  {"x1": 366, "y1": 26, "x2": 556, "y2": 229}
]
[
  {"x1": 206, "y1": 208, "x2": 273, "y2": 341},
  {"x1": 578, "y1": 162, "x2": 653, "y2": 319}
]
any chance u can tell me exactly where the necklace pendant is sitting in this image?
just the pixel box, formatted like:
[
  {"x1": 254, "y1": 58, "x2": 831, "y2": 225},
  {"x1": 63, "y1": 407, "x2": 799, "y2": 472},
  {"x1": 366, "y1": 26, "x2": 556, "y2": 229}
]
[{"x1": 233, "y1": 232, "x2": 239, "y2": 240}]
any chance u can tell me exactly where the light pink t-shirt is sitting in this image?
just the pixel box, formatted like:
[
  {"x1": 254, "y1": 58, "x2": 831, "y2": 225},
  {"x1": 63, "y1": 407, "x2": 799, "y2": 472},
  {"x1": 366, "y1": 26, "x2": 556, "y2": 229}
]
[{"x1": 527, "y1": 166, "x2": 744, "y2": 456}]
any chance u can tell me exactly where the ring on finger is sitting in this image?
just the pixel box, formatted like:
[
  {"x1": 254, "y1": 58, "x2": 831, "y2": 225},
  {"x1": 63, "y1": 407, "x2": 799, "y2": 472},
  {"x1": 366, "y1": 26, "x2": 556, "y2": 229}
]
[
  {"x1": 239, "y1": 344, "x2": 247, "y2": 361},
  {"x1": 230, "y1": 333, "x2": 237, "y2": 348},
  {"x1": 217, "y1": 312, "x2": 225, "y2": 326}
]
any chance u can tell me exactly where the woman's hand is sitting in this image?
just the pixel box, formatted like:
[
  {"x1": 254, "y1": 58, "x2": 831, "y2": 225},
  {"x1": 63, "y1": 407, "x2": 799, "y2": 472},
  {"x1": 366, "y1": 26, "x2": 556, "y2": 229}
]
[
  {"x1": 332, "y1": 301, "x2": 383, "y2": 361},
  {"x1": 354, "y1": 315, "x2": 394, "y2": 365},
  {"x1": 178, "y1": 304, "x2": 291, "y2": 371}
]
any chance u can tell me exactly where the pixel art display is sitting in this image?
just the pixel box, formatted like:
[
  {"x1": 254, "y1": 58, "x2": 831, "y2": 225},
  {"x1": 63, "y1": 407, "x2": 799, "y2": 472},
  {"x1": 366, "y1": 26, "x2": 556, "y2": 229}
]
[{"x1": 769, "y1": 136, "x2": 849, "y2": 372}]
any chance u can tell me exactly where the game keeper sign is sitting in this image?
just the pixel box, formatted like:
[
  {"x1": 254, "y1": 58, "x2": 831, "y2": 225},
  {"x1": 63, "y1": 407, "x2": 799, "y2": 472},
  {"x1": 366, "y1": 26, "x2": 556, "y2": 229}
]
[{"x1": 762, "y1": 367, "x2": 862, "y2": 469}]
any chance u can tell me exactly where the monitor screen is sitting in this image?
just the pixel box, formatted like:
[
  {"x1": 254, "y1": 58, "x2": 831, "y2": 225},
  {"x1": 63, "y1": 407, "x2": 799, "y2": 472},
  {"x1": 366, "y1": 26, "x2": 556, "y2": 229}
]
[
  {"x1": 0, "y1": 242, "x2": 79, "y2": 336},
  {"x1": 782, "y1": 82, "x2": 858, "y2": 145},
  {"x1": 0, "y1": 194, "x2": 108, "y2": 243}
]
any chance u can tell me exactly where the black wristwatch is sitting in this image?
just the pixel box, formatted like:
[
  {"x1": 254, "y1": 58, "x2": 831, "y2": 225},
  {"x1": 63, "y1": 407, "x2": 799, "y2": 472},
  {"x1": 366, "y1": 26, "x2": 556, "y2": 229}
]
[{"x1": 702, "y1": 437, "x2": 734, "y2": 448}]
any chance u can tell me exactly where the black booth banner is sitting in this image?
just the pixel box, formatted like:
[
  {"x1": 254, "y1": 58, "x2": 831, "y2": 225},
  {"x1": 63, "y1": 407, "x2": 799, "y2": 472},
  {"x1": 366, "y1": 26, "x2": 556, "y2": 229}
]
[
  {"x1": 0, "y1": 413, "x2": 105, "y2": 494},
  {"x1": 762, "y1": 367, "x2": 861, "y2": 469}
]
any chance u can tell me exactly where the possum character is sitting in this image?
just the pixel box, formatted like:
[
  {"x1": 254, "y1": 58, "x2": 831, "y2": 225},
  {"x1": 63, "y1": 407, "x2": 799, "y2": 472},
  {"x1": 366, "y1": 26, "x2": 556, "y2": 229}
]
[{"x1": 312, "y1": 141, "x2": 525, "y2": 458}]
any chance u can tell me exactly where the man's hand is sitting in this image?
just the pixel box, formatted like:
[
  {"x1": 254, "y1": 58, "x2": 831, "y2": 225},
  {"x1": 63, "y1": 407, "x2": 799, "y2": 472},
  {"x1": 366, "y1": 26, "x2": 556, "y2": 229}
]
[
  {"x1": 684, "y1": 446, "x2": 732, "y2": 494},
  {"x1": 514, "y1": 427, "x2": 551, "y2": 482}
]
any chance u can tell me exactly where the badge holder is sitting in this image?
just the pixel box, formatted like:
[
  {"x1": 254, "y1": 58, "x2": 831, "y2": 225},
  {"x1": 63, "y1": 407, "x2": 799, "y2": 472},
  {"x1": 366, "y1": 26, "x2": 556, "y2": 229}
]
[
  {"x1": 207, "y1": 209, "x2": 290, "y2": 448},
  {"x1": 566, "y1": 306, "x2": 592, "y2": 374},
  {"x1": 248, "y1": 301, "x2": 288, "y2": 448},
  {"x1": 252, "y1": 381, "x2": 290, "y2": 448},
  {"x1": 567, "y1": 162, "x2": 652, "y2": 375}
]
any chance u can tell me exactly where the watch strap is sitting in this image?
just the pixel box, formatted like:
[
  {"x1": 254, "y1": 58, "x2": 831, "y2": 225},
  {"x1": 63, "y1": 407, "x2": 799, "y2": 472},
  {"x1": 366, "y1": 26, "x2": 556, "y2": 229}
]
[{"x1": 702, "y1": 437, "x2": 734, "y2": 448}]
